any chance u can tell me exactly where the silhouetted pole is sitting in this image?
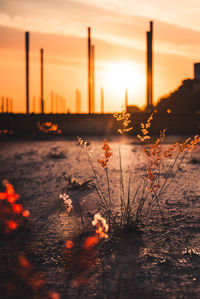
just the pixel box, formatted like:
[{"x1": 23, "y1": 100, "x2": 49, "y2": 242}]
[
  {"x1": 150, "y1": 21, "x2": 153, "y2": 107},
  {"x1": 6, "y1": 97, "x2": 8, "y2": 113},
  {"x1": 32, "y1": 96, "x2": 36, "y2": 113},
  {"x1": 101, "y1": 88, "x2": 104, "y2": 114},
  {"x1": 88, "y1": 27, "x2": 91, "y2": 114},
  {"x1": 76, "y1": 89, "x2": 81, "y2": 113},
  {"x1": 51, "y1": 91, "x2": 54, "y2": 113},
  {"x1": 38, "y1": 98, "x2": 40, "y2": 113},
  {"x1": 58, "y1": 96, "x2": 60, "y2": 113},
  {"x1": 62, "y1": 97, "x2": 64, "y2": 113},
  {"x1": 91, "y1": 44, "x2": 95, "y2": 113},
  {"x1": 9, "y1": 98, "x2": 13, "y2": 113},
  {"x1": 79, "y1": 92, "x2": 81, "y2": 113},
  {"x1": 65, "y1": 98, "x2": 67, "y2": 113},
  {"x1": 25, "y1": 32, "x2": 30, "y2": 114},
  {"x1": 59, "y1": 96, "x2": 62, "y2": 113},
  {"x1": 1, "y1": 96, "x2": 4, "y2": 113},
  {"x1": 146, "y1": 21, "x2": 153, "y2": 111},
  {"x1": 75, "y1": 89, "x2": 79, "y2": 114},
  {"x1": 62, "y1": 97, "x2": 65, "y2": 113},
  {"x1": 55, "y1": 94, "x2": 58, "y2": 113},
  {"x1": 40, "y1": 48, "x2": 44, "y2": 113},
  {"x1": 125, "y1": 88, "x2": 128, "y2": 112},
  {"x1": 146, "y1": 31, "x2": 150, "y2": 108}
]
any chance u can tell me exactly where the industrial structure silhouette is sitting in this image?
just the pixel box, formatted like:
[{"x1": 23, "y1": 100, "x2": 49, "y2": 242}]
[
  {"x1": 22, "y1": 22, "x2": 155, "y2": 115},
  {"x1": 1, "y1": 21, "x2": 200, "y2": 117}
]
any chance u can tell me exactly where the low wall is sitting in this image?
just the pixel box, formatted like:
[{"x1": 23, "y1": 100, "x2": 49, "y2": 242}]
[{"x1": 0, "y1": 113, "x2": 199, "y2": 138}]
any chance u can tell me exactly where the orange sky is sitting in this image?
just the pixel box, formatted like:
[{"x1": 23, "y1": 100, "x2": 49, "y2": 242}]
[{"x1": 0, "y1": 0, "x2": 200, "y2": 113}]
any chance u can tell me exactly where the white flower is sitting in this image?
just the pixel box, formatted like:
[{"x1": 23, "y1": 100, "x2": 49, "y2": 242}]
[
  {"x1": 60, "y1": 193, "x2": 73, "y2": 212},
  {"x1": 92, "y1": 213, "x2": 109, "y2": 239}
]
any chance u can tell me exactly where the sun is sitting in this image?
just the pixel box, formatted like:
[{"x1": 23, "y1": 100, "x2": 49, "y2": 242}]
[{"x1": 102, "y1": 61, "x2": 145, "y2": 109}]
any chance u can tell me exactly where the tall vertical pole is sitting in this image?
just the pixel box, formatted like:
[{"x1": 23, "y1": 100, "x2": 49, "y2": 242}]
[
  {"x1": 1, "y1": 96, "x2": 4, "y2": 113},
  {"x1": 76, "y1": 89, "x2": 79, "y2": 113},
  {"x1": 55, "y1": 94, "x2": 58, "y2": 113},
  {"x1": 146, "y1": 31, "x2": 150, "y2": 109},
  {"x1": 91, "y1": 45, "x2": 95, "y2": 113},
  {"x1": 10, "y1": 98, "x2": 13, "y2": 113},
  {"x1": 8, "y1": 98, "x2": 10, "y2": 113},
  {"x1": 33, "y1": 96, "x2": 36, "y2": 113},
  {"x1": 125, "y1": 88, "x2": 128, "y2": 112},
  {"x1": 150, "y1": 21, "x2": 153, "y2": 107},
  {"x1": 25, "y1": 32, "x2": 29, "y2": 114},
  {"x1": 79, "y1": 91, "x2": 81, "y2": 113},
  {"x1": 146, "y1": 21, "x2": 153, "y2": 111},
  {"x1": 40, "y1": 48, "x2": 44, "y2": 113},
  {"x1": 51, "y1": 91, "x2": 54, "y2": 113},
  {"x1": 60, "y1": 96, "x2": 62, "y2": 114},
  {"x1": 63, "y1": 97, "x2": 65, "y2": 113},
  {"x1": 101, "y1": 88, "x2": 104, "y2": 114},
  {"x1": 6, "y1": 97, "x2": 8, "y2": 113},
  {"x1": 88, "y1": 27, "x2": 91, "y2": 114}
]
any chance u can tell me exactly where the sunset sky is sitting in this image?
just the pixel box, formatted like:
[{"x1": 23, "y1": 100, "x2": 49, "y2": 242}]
[{"x1": 1, "y1": 0, "x2": 200, "y2": 113}]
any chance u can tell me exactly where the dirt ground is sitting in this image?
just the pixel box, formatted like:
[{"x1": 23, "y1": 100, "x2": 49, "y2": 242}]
[{"x1": 0, "y1": 136, "x2": 200, "y2": 298}]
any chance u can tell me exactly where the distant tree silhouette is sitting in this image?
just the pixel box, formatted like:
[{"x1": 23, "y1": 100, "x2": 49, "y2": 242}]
[{"x1": 156, "y1": 79, "x2": 200, "y2": 114}]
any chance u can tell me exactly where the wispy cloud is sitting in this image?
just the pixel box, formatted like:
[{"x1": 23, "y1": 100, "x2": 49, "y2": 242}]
[{"x1": 0, "y1": 0, "x2": 200, "y2": 60}]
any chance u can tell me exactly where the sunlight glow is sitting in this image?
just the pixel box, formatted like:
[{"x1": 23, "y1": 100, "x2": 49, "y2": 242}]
[{"x1": 104, "y1": 62, "x2": 145, "y2": 108}]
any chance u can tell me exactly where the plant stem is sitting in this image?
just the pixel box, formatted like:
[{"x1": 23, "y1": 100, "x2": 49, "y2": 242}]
[
  {"x1": 87, "y1": 153, "x2": 109, "y2": 211},
  {"x1": 105, "y1": 167, "x2": 111, "y2": 209},
  {"x1": 118, "y1": 144, "x2": 125, "y2": 199},
  {"x1": 127, "y1": 160, "x2": 134, "y2": 211},
  {"x1": 105, "y1": 166, "x2": 111, "y2": 227}
]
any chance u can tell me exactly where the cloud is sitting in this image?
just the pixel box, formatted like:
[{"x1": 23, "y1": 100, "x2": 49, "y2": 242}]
[{"x1": 1, "y1": 0, "x2": 200, "y2": 61}]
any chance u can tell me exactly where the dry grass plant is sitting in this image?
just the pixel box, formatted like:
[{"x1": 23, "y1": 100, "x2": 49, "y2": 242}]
[{"x1": 75, "y1": 113, "x2": 200, "y2": 236}]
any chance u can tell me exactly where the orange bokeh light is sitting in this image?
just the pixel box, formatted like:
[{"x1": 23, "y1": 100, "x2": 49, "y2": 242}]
[
  {"x1": 18, "y1": 255, "x2": 31, "y2": 270},
  {"x1": 83, "y1": 236, "x2": 99, "y2": 250},
  {"x1": 12, "y1": 203, "x2": 23, "y2": 214},
  {"x1": 7, "y1": 220, "x2": 18, "y2": 230},
  {"x1": 65, "y1": 240, "x2": 74, "y2": 249},
  {"x1": 22, "y1": 210, "x2": 30, "y2": 217}
]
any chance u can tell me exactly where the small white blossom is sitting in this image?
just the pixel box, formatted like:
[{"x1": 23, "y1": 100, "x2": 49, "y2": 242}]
[
  {"x1": 60, "y1": 193, "x2": 73, "y2": 212},
  {"x1": 92, "y1": 213, "x2": 109, "y2": 239}
]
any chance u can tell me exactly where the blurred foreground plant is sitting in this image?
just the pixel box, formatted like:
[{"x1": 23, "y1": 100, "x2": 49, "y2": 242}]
[
  {"x1": 0, "y1": 180, "x2": 29, "y2": 234},
  {"x1": 63, "y1": 213, "x2": 108, "y2": 288}
]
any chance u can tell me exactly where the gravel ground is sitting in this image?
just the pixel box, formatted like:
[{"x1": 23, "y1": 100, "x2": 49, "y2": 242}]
[{"x1": 0, "y1": 136, "x2": 200, "y2": 298}]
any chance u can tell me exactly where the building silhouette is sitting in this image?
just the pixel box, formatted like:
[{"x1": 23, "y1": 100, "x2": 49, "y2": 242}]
[{"x1": 194, "y1": 63, "x2": 200, "y2": 79}]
